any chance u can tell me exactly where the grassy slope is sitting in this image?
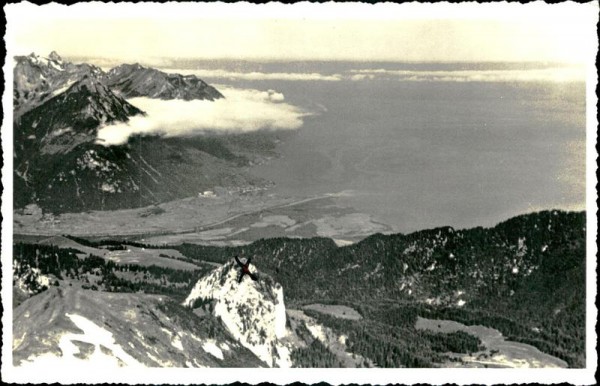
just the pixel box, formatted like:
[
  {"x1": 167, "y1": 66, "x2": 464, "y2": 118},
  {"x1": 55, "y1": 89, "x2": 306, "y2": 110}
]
[{"x1": 13, "y1": 287, "x2": 265, "y2": 367}]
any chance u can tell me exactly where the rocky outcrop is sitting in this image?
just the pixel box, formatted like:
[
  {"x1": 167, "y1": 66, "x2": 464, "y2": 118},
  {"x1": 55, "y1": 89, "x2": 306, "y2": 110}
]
[{"x1": 184, "y1": 262, "x2": 292, "y2": 367}]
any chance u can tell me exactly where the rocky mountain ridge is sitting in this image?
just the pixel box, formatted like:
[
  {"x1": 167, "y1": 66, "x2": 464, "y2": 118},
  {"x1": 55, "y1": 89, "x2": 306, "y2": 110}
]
[
  {"x1": 13, "y1": 287, "x2": 265, "y2": 368},
  {"x1": 13, "y1": 51, "x2": 105, "y2": 117},
  {"x1": 175, "y1": 210, "x2": 585, "y2": 307},
  {"x1": 13, "y1": 52, "x2": 269, "y2": 213},
  {"x1": 15, "y1": 74, "x2": 144, "y2": 156},
  {"x1": 106, "y1": 63, "x2": 223, "y2": 100}
]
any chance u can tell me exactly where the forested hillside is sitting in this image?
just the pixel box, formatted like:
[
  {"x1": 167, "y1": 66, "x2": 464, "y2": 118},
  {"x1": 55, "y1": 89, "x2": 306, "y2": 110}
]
[
  {"x1": 13, "y1": 210, "x2": 586, "y2": 367},
  {"x1": 170, "y1": 210, "x2": 586, "y2": 366}
]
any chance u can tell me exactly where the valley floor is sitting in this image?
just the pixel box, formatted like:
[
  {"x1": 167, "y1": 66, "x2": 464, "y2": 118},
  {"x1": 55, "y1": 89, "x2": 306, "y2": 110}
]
[{"x1": 14, "y1": 191, "x2": 392, "y2": 245}]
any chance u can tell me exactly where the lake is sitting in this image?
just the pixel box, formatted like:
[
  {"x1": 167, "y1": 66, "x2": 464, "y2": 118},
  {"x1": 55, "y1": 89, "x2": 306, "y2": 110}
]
[{"x1": 166, "y1": 61, "x2": 586, "y2": 233}]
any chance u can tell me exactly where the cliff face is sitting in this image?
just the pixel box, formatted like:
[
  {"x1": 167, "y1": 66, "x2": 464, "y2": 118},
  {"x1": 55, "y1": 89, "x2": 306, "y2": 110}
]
[{"x1": 184, "y1": 262, "x2": 292, "y2": 367}]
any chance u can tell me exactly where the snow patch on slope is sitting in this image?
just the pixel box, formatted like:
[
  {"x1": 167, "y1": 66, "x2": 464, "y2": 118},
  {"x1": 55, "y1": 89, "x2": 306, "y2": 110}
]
[
  {"x1": 20, "y1": 313, "x2": 143, "y2": 369},
  {"x1": 202, "y1": 340, "x2": 224, "y2": 360}
]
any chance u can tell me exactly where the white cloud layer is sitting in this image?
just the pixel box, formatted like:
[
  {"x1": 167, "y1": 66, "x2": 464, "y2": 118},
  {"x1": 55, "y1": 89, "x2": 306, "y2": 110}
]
[
  {"x1": 96, "y1": 87, "x2": 309, "y2": 146},
  {"x1": 163, "y1": 68, "x2": 343, "y2": 82},
  {"x1": 348, "y1": 66, "x2": 585, "y2": 83},
  {"x1": 163, "y1": 66, "x2": 584, "y2": 84}
]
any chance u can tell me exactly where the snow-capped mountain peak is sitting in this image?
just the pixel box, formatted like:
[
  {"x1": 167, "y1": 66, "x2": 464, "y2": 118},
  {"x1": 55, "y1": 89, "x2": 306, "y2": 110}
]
[
  {"x1": 26, "y1": 52, "x2": 65, "y2": 70},
  {"x1": 13, "y1": 52, "x2": 106, "y2": 116}
]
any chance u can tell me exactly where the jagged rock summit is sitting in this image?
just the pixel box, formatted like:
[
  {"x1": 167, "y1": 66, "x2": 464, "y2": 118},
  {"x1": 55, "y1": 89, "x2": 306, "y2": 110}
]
[
  {"x1": 48, "y1": 50, "x2": 63, "y2": 62},
  {"x1": 106, "y1": 63, "x2": 224, "y2": 100},
  {"x1": 184, "y1": 261, "x2": 292, "y2": 367},
  {"x1": 13, "y1": 51, "x2": 105, "y2": 117},
  {"x1": 14, "y1": 73, "x2": 145, "y2": 157}
]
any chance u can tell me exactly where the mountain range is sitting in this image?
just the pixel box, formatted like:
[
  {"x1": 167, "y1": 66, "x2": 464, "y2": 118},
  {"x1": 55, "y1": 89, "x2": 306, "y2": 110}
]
[
  {"x1": 9, "y1": 52, "x2": 587, "y2": 372},
  {"x1": 12, "y1": 210, "x2": 586, "y2": 368},
  {"x1": 105, "y1": 63, "x2": 223, "y2": 100},
  {"x1": 13, "y1": 52, "x2": 265, "y2": 213}
]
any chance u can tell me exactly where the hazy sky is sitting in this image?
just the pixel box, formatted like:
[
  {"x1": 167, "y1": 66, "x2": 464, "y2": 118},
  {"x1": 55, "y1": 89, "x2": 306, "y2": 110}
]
[{"x1": 5, "y1": 2, "x2": 598, "y2": 63}]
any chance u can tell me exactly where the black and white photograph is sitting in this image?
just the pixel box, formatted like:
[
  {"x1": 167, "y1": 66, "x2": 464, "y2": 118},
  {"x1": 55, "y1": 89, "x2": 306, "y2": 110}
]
[{"x1": 1, "y1": 2, "x2": 598, "y2": 384}]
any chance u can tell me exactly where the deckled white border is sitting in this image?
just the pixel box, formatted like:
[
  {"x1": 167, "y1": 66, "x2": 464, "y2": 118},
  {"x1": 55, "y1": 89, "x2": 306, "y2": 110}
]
[
  {"x1": 3, "y1": 1, "x2": 599, "y2": 21},
  {"x1": 1, "y1": 2, "x2": 598, "y2": 385}
]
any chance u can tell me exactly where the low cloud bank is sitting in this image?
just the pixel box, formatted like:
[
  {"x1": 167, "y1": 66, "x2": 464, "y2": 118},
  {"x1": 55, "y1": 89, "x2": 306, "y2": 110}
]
[
  {"x1": 96, "y1": 87, "x2": 309, "y2": 146},
  {"x1": 348, "y1": 66, "x2": 585, "y2": 83},
  {"x1": 161, "y1": 66, "x2": 583, "y2": 83},
  {"x1": 163, "y1": 68, "x2": 343, "y2": 82}
]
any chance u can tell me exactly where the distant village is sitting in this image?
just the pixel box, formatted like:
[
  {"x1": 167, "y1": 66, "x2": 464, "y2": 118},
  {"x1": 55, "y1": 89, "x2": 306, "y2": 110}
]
[{"x1": 197, "y1": 185, "x2": 270, "y2": 198}]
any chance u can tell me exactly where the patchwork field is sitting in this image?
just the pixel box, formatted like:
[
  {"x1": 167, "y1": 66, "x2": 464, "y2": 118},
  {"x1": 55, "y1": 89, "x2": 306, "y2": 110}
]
[
  {"x1": 103, "y1": 246, "x2": 200, "y2": 270},
  {"x1": 14, "y1": 192, "x2": 392, "y2": 246}
]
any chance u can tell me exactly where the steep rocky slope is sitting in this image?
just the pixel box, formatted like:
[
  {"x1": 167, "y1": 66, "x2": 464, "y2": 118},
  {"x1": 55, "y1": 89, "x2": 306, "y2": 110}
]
[
  {"x1": 106, "y1": 63, "x2": 223, "y2": 100},
  {"x1": 13, "y1": 287, "x2": 265, "y2": 368},
  {"x1": 13, "y1": 51, "x2": 105, "y2": 117},
  {"x1": 184, "y1": 262, "x2": 293, "y2": 367},
  {"x1": 15, "y1": 75, "x2": 144, "y2": 156}
]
